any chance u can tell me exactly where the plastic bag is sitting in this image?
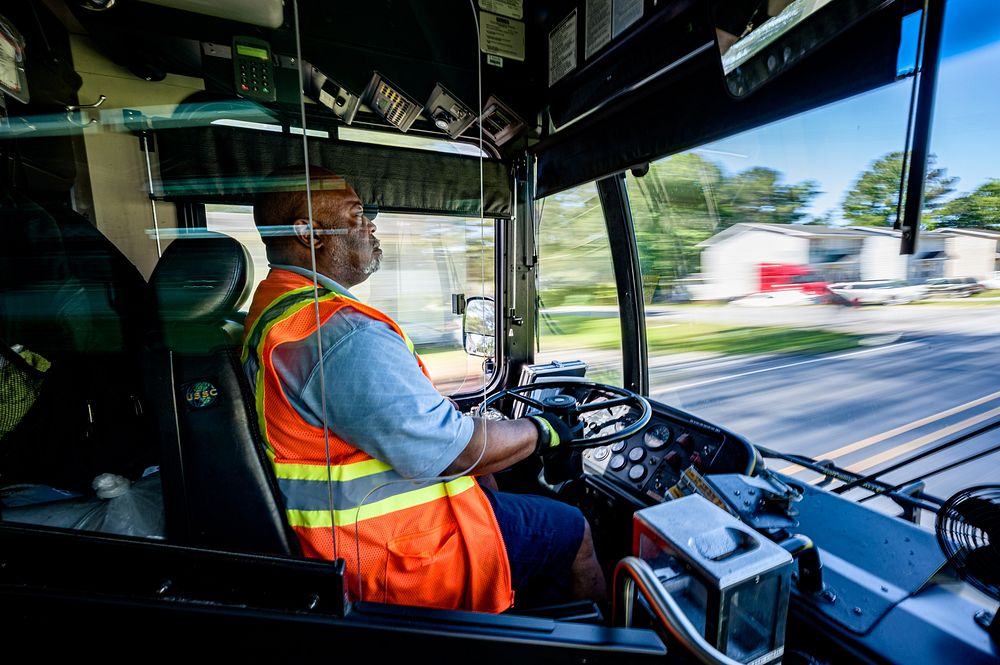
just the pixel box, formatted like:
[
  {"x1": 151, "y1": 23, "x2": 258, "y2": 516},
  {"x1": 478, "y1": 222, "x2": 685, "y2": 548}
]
[
  {"x1": 72, "y1": 472, "x2": 165, "y2": 537},
  {"x1": 2, "y1": 471, "x2": 165, "y2": 539}
]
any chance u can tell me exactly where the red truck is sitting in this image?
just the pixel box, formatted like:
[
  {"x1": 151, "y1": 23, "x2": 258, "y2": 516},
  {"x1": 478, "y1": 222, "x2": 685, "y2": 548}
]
[{"x1": 758, "y1": 263, "x2": 829, "y2": 295}]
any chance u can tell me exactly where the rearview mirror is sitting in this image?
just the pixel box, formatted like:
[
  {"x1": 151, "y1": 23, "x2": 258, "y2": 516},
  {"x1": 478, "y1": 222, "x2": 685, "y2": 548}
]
[
  {"x1": 462, "y1": 296, "x2": 495, "y2": 358},
  {"x1": 713, "y1": 0, "x2": 893, "y2": 96}
]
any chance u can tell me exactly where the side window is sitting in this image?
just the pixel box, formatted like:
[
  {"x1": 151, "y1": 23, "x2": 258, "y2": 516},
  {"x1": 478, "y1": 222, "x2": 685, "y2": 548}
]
[
  {"x1": 206, "y1": 206, "x2": 494, "y2": 395},
  {"x1": 536, "y1": 182, "x2": 624, "y2": 386}
]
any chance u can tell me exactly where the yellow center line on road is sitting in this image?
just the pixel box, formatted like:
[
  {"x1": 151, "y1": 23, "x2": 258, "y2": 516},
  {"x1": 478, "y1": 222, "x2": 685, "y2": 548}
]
[
  {"x1": 778, "y1": 388, "x2": 1000, "y2": 475},
  {"x1": 841, "y1": 403, "x2": 1000, "y2": 475}
]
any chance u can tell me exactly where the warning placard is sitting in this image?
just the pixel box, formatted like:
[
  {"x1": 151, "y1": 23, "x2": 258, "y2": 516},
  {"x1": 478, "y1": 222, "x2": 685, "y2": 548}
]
[
  {"x1": 480, "y1": 11, "x2": 525, "y2": 61},
  {"x1": 613, "y1": 0, "x2": 643, "y2": 38},
  {"x1": 586, "y1": 0, "x2": 612, "y2": 59},
  {"x1": 548, "y1": 9, "x2": 577, "y2": 86},
  {"x1": 478, "y1": 0, "x2": 523, "y2": 20}
]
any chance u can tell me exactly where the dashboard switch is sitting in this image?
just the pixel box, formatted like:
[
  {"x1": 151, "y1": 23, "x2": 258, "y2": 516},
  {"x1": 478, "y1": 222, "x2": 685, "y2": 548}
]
[
  {"x1": 665, "y1": 451, "x2": 681, "y2": 470},
  {"x1": 676, "y1": 433, "x2": 693, "y2": 450}
]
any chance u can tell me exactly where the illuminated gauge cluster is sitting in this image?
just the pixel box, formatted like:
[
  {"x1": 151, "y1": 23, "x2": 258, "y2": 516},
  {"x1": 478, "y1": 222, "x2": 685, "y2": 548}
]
[{"x1": 582, "y1": 419, "x2": 723, "y2": 496}]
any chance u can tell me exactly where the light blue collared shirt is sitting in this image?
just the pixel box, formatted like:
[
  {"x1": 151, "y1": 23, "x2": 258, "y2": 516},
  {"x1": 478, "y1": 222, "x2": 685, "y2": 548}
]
[{"x1": 266, "y1": 264, "x2": 474, "y2": 478}]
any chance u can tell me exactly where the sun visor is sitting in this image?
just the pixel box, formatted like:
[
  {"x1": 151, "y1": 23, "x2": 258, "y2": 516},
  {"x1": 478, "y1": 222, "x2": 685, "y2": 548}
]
[{"x1": 152, "y1": 125, "x2": 511, "y2": 219}]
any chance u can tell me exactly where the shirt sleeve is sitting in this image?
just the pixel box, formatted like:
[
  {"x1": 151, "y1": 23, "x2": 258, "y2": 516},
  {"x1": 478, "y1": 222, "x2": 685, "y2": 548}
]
[{"x1": 271, "y1": 309, "x2": 474, "y2": 479}]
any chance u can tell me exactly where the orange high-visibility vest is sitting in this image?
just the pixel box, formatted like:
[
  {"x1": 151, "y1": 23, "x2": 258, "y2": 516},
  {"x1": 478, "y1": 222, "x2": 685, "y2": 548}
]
[{"x1": 242, "y1": 269, "x2": 512, "y2": 612}]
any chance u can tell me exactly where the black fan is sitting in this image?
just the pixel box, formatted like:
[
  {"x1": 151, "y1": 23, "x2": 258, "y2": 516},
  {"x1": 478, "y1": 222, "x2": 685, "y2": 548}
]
[{"x1": 935, "y1": 485, "x2": 1000, "y2": 602}]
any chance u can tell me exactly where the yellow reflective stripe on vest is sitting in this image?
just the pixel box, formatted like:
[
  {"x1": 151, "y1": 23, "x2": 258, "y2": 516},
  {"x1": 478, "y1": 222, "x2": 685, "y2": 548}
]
[
  {"x1": 285, "y1": 476, "x2": 475, "y2": 528},
  {"x1": 248, "y1": 292, "x2": 341, "y2": 444},
  {"x1": 272, "y1": 457, "x2": 392, "y2": 482},
  {"x1": 240, "y1": 286, "x2": 316, "y2": 364}
]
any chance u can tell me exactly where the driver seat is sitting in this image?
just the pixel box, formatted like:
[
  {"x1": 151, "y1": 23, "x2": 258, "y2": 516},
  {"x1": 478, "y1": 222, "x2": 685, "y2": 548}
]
[{"x1": 147, "y1": 232, "x2": 300, "y2": 556}]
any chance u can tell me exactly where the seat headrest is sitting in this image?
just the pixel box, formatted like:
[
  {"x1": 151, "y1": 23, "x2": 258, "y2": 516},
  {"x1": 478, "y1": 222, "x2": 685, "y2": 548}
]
[{"x1": 150, "y1": 233, "x2": 252, "y2": 323}]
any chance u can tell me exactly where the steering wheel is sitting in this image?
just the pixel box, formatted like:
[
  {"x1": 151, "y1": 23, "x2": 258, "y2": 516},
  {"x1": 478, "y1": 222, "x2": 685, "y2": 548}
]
[{"x1": 479, "y1": 379, "x2": 652, "y2": 448}]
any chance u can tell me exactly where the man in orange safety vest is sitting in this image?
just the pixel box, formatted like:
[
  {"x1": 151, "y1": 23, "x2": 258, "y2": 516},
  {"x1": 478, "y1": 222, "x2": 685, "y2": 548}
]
[{"x1": 243, "y1": 166, "x2": 605, "y2": 612}]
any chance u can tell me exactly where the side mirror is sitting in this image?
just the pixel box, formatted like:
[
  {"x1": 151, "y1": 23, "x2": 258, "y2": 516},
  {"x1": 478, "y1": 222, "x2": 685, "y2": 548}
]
[{"x1": 462, "y1": 296, "x2": 495, "y2": 358}]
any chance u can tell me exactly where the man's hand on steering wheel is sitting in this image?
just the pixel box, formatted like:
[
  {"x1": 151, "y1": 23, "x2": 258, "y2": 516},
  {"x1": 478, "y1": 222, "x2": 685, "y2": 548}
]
[
  {"x1": 479, "y1": 380, "x2": 653, "y2": 485},
  {"x1": 529, "y1": 413, "x2": 583, "y2": 485},
  {"x1": 529, "y1": 412, "x2": 574, "y2": 453}
]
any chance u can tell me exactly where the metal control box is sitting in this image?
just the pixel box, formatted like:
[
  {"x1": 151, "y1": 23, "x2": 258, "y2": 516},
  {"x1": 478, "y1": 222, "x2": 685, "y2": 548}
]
[{"x1": 633, "y1": 495, "x2": 793, "y2": 665}]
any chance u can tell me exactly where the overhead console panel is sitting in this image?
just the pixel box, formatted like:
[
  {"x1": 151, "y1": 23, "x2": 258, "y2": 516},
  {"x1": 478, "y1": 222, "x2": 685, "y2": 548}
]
[
  {"x1": 138, "y1": 0, "x2": 284, "y2": 29},
  {"x1": 532, "y1": 0, "x2": 905, "y2": 197}
]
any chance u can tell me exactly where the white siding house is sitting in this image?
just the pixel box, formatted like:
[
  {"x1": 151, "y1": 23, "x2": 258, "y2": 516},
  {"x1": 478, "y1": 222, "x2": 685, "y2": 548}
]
[
  {"x1": 930, "y1": 229, "x2": 1000, "y2": 277},
  {"x1": 698, "y1": 224, "x2": 866, "y2": 299}
]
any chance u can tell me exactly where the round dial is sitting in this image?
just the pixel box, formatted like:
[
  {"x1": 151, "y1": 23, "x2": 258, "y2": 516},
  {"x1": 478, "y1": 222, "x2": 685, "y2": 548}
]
[
  {"x1": 644, "y1": 424, "x2": 672, "y2": 451},
  {"x1": 628, "y1": 447, "x2": 646, "y2": 463},
  {"x1": 609, "y1": 454, "x2": 627, "y2": 471},
  {"x1": 611, "y1": 441, "x2": 628, "y2": 453},
  {"x1": 628, "y1": 465, "x2": 647, "y2": 482}
]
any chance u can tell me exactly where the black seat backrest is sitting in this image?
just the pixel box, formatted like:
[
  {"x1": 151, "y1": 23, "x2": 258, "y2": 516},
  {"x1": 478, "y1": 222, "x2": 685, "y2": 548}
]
[
  {"x1": 0, "y1": 195, "x2": 153, "y2": 491},
  {"x1": 148, "y1": 232, "x2": 299, "y2": 556}
]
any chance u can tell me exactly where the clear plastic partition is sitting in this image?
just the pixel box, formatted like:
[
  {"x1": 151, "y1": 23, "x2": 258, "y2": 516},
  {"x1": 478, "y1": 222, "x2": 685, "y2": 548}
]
[{"x1": 0, "y1": 1, "x2": 497, "y2": 599}]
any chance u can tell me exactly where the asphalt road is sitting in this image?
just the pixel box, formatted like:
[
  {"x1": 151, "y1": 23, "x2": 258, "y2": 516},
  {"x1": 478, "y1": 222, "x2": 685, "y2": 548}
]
[
  {"x1": 642, "y1": 303, "x2": 1000, "y2": 516},
  {"x1": 460, "y1": 300, "x2": 999, "y2": 519}
]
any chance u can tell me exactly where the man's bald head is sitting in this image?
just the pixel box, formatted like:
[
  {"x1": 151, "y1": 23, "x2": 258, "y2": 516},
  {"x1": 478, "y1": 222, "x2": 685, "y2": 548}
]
[
  {"x1": 253, "y1": 165, "x2": 348, "y2": 249},
  {"x1": 252, "y1": 164, "x2": 380, "y2": 287}
]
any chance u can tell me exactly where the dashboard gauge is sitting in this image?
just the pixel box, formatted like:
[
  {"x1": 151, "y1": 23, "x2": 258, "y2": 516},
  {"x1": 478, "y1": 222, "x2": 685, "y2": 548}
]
[
  {"x1": 611, "y1": 441, "x2": 627, "y2": 453},
  {"x1": 644, "y1": 424, "x2": 672, "y2": 450},
  {"x1": 609, "y1": 454, "x2": 627, "y2": 471},
  {"x1": 628, "y1": 465, "x2": 647, "y2": 482}
]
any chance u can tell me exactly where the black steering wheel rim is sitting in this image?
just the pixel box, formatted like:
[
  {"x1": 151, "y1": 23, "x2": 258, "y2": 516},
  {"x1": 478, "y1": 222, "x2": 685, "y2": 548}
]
[{"x1": 479, "y1": 379, "x2": 652, "y2": 448}]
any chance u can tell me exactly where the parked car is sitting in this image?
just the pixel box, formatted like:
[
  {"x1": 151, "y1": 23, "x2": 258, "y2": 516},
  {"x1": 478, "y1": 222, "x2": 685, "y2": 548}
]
[
  {"x1": 827, "y1": 280, "x2": 928, "y2": 305},
  {"x1": 922, "y1": 276, "x2": 986, "y2": 298},
  {"x1": 729, "y1": 290, "x2": 818, "y2": 307},
  {"x1": 982, "y1": 271, "x2": 1000, "y2": 290}
]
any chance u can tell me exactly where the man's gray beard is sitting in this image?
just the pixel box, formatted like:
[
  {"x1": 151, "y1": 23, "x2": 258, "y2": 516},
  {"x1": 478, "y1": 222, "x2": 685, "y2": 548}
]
[{"x1": 362, "y1": 255, "x2": 381, "y2": 275}]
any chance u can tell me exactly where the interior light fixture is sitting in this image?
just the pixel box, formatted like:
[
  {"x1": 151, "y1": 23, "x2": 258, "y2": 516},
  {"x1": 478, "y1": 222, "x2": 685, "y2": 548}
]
[
  {"x1": 425, "y1": 84, "x2": 475, "y2": 139},
  {"x1": 479, "y1": 95, "x2": 526, "y2": 146},
  {"x1": 361, "y1": 72, "x2": 422, "y2": 133},
  {"x1": 303, "y1": 64, "x2": 360, "y2": 124}
]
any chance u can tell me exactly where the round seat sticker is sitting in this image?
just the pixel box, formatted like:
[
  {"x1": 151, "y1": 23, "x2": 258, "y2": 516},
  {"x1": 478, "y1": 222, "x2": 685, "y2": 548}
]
[{"x1": 185, "y1": 381, "x2": 219, "y2": 409}]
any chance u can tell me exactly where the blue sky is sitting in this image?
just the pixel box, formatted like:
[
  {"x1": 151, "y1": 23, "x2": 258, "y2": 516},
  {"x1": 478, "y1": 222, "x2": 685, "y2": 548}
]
[{"x1": 699, "y1": 0, "x2": 1000, "y2": 223}]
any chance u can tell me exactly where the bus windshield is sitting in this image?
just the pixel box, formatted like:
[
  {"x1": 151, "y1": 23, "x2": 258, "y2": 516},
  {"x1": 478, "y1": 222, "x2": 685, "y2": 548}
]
[{"x1": 619, "y1": 0, "x2": 1000, "y2": 516}]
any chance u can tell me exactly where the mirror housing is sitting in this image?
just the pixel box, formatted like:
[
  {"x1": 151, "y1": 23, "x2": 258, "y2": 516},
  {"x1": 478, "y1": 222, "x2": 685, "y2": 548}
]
[
  {"x1": 462, "y1": 296, "x2": 495, "y2": 358},
  {"x1": 713, "y1": 0, "x2": 894, "y2": 97}
]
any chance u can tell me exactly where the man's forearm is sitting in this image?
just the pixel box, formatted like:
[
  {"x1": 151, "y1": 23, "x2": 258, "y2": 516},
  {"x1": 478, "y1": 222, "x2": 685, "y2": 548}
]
[{"x1": 443, "y1": 417, "x2": 538, "y2": 476}]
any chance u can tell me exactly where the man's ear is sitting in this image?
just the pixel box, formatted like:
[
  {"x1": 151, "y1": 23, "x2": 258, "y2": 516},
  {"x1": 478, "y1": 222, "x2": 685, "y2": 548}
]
[{"x1": 292, "y1": 218, "x2": 322, "y2": 248}]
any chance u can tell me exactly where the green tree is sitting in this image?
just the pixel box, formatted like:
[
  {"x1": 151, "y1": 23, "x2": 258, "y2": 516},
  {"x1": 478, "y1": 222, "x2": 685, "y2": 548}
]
[
  {"x1": 537, "y1": 183, "x2": 619, "y2": 307},
  {"x1": 935, "y1": 179, "x2": 1000, "y2": 229},
  {"x1": 842, "y1": 152, "x2": 957, "y2": 227},
  {"x1": 715, "y1": 167, "x2": 820, "y2": 229},
  {"x1": 630, "y1": 154, "x2": 723, "y2": 290}
]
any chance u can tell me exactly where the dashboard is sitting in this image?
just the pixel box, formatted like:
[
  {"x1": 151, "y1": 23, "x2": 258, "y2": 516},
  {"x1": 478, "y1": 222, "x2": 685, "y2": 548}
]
[{"x1": 582, "y1": 401, "x2": 756, "y2": 504}]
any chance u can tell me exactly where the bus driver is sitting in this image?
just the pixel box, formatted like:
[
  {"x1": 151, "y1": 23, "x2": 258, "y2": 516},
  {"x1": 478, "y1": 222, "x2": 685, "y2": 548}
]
[{"x1": 242, "y1": 166, "x2": 606, "y2": 612}]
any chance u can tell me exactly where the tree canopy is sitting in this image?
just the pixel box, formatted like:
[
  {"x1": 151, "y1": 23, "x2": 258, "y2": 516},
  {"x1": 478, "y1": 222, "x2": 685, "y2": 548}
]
[
  {"x1": 841, "y1": 152, "x2": 957, "y2": 227},
  {"x1": 935, "y1": 179, "x2": 1000, "y2": 229}
]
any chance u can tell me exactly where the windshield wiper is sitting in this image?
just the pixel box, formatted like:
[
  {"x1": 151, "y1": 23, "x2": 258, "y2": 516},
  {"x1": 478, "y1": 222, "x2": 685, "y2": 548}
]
[{"x1": 756, "y1": 446, "x2": 942, "y2": 515}]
